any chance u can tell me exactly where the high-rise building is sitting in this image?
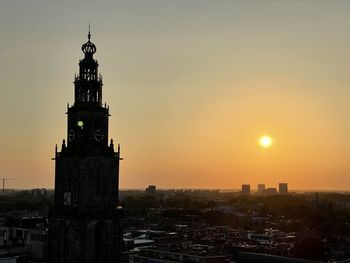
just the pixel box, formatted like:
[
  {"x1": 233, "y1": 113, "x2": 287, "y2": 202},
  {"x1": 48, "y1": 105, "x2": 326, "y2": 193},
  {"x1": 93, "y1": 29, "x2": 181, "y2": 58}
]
[
  {"x1": 257, "y1": 184, "x2": 265, "y2": 194},
  {"x1": 48, "y1": 30, "x2": 123, "y2": 263},
  {"x1": 279, "y1": 183, "x2": 288, "y2": 194},
  {"x1": 241, "y1": 184, "x2": 250, "y2": 195}
]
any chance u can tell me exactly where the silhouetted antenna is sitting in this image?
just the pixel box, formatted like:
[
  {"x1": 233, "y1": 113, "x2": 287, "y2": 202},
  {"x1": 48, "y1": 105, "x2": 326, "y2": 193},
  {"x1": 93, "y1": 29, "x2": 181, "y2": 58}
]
[
  {"x1": 0, "y1": 178, "x2": 17, "y2": 195},
  {"x1": 88, "y1": 22, "x2": 91, "y2": 41}
]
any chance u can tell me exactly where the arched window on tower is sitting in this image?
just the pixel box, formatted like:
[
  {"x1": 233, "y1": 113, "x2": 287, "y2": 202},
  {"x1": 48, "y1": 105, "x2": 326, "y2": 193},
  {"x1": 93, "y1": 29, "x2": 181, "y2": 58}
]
[
  {"x1": 86, "y1": 89, "x2": 90, "y2": 102},
  {"x1": 57, "y1": 222, "x2": 66, "y2": 263}
]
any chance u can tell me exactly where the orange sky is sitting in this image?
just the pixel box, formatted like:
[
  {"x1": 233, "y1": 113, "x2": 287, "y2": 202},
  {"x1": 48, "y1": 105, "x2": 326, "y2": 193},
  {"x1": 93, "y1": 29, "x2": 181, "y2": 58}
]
[{"x1": 0, "y1": 1, "x2": 350, "y2": 190}]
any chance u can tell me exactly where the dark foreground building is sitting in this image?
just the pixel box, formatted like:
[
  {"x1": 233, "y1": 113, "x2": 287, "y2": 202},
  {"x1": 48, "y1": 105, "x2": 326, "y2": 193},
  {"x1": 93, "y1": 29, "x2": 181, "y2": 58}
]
[
  {"x1": 237, "y1": 252, "x2": 324, "y2": 263},
  {"x1": 48, "y1": 31, "x2": 123, "y2": 263}
]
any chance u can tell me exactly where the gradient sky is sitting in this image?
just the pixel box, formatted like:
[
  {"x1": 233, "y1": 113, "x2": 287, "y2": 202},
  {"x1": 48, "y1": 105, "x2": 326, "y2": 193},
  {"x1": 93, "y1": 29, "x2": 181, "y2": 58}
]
[{"x1": 1, "y1": 0, "x2": 350, "y2": 190}]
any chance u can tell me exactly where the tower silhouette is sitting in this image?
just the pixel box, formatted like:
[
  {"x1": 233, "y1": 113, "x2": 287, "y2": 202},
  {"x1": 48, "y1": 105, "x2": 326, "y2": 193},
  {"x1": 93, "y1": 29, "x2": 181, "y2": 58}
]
[{"x1": 48, "y1": 30, "x2": 123, "y2": 263}]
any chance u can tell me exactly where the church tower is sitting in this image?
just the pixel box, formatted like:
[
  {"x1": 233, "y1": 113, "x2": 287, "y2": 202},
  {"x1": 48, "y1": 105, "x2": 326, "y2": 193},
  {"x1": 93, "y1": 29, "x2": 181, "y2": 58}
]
[{"x1": 48, "y1": 30, "x2": 123, "y2": 263}]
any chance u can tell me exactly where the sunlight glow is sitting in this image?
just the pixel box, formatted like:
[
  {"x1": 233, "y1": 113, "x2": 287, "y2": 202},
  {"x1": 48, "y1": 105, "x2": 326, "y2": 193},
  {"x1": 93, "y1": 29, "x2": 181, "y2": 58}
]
[{"x1": 259, "y1": 135, "x2": 273, "y2": 148}]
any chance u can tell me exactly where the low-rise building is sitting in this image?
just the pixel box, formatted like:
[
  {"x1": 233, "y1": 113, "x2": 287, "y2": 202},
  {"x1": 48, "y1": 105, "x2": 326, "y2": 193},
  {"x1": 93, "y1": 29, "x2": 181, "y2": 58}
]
[{"x1": 265, "y1": 188, "x2": 277, "y2": 195}]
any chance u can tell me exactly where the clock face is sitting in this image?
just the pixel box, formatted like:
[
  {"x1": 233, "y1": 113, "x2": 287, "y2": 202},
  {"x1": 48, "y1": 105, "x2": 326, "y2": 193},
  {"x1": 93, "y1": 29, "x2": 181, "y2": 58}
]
[
  {"x1": 68, "y1": 129, "x2": 76, "y2": 142},
  {"x1": 77, "y1": 120, "x2": 84, "y2": 128},
  {"x1": 94, "y1": 129, "x2": 104, "y2": 142}
]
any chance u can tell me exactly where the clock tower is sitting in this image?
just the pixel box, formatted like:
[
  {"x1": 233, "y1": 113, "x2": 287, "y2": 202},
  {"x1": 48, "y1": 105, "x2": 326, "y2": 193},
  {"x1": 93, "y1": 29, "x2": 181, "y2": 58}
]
[{"x1": 48, "y1": 30, "x2": 123, "y2": 263}]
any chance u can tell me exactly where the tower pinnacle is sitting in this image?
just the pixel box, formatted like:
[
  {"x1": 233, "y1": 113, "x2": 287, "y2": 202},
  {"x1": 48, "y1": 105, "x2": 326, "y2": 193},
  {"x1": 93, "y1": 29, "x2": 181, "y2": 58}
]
[
  {"x1": 88, "y1": 22, "x2": 91, "y2": 41},
  {"x1": 76, "y1": 28, "x2": 101, "y2": 104},
  {"x1": 82, "y1": 23, "x2": 96, "y2": 55}
]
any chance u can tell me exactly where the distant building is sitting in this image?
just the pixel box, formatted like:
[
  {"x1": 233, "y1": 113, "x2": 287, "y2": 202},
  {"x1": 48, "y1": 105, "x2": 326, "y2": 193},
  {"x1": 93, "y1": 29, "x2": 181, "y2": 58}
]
[
  {"x1": 146, "y1": 185, "x2": 156, "y2": 195},
  {"x1": 0, "y1": 221, "x2": 47, "y2": 262},
  {"x1": 265, "y1": 188, "x2": 277, "y2": 195},
  {"x1": 257, "y1": 184, "x2": 265, "y2": 194},
  {"x1": 27, "y1": 229, "x2": 47, "y2": 261},
  {"x1": 32, "y1": 188, "x2": 47, "y2": 198},
  {"x1": 241, "y1": 184, "x2": 250, "y2": 195},
  {"x1": 279, "y1": 183, "x2": 288, "y2": 194}
]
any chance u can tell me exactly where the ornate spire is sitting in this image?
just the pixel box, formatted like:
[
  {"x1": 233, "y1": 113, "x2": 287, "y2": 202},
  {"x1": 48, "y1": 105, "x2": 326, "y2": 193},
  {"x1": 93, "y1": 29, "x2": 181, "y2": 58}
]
[
  {"x1": 75, "y1": 28, "x2": 102, "y2": 104},
  {"x1": 82, "y1": 23, "x2": 96, "y2": 55}
]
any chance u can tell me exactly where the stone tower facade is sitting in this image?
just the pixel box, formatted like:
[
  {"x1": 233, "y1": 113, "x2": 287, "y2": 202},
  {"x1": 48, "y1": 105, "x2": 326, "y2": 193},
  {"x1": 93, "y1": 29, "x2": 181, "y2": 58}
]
[{"x1": 48, "y1": 30, "x2": 123, "y2": 263}]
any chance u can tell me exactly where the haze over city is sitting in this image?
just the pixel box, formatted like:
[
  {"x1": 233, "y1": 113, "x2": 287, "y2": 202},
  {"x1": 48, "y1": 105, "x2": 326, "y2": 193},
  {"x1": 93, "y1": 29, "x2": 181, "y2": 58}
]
[{"x1": 1, "y1": 0, "x2": 350, "y2": 190}]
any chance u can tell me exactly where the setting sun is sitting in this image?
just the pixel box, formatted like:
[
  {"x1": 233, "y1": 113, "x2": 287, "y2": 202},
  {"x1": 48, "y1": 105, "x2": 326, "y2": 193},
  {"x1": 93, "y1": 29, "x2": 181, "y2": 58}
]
[{"x1": 259, "y1": 135, "x2": 273, "y2": 148}]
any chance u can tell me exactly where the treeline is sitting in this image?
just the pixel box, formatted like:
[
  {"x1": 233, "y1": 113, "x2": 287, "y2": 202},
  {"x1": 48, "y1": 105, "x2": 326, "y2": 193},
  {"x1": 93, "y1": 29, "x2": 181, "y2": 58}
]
[
  {"x1": 0, "y1": 190, "x2": 53, "y2": 213},
  {"x1": 122, "y1": 192, "x2": 350, "y2": 235}
]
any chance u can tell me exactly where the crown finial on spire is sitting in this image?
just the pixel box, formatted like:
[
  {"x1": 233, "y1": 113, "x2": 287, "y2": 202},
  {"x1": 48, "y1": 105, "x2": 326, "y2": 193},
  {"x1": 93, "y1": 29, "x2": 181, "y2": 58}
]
[
  {"x1": 88, "y1": 22, "x2": 91, "y2": 41},
  {"x1": 82, "y1": 22, "x2": 96, "y2": 55}
]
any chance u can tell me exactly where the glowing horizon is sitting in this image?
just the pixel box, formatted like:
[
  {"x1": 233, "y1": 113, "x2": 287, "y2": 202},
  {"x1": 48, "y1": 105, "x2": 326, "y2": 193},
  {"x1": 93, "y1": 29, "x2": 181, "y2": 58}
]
[{"x1": 0, "y1": 1, "x2": 350, "y2": 190}]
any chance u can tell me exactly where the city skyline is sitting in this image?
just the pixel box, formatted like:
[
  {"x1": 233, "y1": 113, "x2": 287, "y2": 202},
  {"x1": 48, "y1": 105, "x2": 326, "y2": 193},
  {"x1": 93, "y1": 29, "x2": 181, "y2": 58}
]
[{"x1": 1, "y1": 1, "x2": 350, "y2": 189}]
